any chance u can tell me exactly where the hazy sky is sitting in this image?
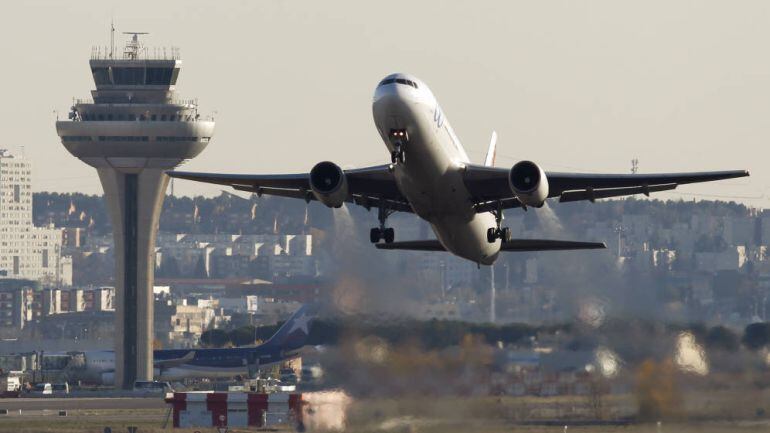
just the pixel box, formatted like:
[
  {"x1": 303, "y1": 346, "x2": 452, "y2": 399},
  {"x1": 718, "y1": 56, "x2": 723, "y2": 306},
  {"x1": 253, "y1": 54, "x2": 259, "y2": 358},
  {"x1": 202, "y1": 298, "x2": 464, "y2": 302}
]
[{"x1": 2, "y1": 1, "x2": 767, "y2": 205}]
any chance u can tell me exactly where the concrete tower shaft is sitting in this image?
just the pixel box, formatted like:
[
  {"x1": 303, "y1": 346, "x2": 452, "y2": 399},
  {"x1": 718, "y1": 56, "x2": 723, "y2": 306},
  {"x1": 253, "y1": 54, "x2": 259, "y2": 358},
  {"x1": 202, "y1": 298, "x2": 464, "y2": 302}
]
[{"x1": 55, "y1": 34, "x2": 214, "y2": 389}]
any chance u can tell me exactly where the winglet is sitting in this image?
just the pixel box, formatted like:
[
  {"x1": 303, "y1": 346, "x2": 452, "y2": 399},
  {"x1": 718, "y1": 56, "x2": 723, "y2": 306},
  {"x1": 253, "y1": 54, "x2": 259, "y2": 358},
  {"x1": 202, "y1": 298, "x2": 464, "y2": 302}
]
[{"x1": 484, "y1": 131, "x2": 497, "y2": 167}]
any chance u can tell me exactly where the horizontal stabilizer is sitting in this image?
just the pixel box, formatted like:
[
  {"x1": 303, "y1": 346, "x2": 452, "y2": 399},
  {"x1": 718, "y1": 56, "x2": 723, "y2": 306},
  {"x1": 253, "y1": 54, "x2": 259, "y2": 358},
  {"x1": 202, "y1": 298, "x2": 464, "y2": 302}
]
[
  {"x1": 375, "y1": 240, "x2": 446, "y2": 251},
  {"x1": 501, "y1": 239, "x2": 607, "y2": 251},
  {"x1": 375, "y1": 239, "x2": 607, "y2": 252}
]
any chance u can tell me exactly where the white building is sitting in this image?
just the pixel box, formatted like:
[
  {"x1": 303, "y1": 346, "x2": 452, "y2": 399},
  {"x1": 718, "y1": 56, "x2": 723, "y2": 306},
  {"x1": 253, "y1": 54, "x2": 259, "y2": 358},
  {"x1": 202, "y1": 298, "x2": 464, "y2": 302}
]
[
  {"x1": 0, "y1": 150, "x2": 70, "y2": 286},
  {"x1": 695, "y1": 246, "x2": 747, "y2": 272}
]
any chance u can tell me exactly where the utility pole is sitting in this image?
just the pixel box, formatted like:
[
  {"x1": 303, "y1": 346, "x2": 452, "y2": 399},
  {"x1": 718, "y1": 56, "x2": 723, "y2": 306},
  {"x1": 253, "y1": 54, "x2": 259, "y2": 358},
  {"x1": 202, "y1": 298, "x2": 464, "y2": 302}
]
[
  {"x1": 614, "y1": 225, "x2": 626, "y2": 257},
  {"x1": 490, "y1": 265, "x2": 496, "y2": 324}
]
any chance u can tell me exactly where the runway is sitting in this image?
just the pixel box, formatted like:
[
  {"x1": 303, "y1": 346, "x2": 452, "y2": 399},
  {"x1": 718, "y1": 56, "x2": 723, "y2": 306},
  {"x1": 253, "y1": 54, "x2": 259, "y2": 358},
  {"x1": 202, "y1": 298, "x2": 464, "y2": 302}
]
[{"x1": 0, "y1": 397, "x2": 162, "y2": 411}]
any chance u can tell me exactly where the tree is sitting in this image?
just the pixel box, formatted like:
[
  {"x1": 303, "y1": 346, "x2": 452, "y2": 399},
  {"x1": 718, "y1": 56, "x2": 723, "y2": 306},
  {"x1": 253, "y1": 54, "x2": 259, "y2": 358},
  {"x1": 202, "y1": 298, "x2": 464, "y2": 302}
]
[
  {"x1": 742, "y1": 323, "x2": 770, "y2": 351},
  {"x1": 201, "y1": 329, "x2": 229, "y2": 348},
  {"x1": 705, "y1": 325, "x2": 739, "y2": 352},
  {"x1": 230, "y1": 326, "x2": 257, "y2": 346}
]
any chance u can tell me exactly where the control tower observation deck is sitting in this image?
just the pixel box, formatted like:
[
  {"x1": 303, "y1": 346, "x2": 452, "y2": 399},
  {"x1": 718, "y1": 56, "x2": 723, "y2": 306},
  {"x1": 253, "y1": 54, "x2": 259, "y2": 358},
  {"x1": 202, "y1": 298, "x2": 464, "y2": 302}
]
[{"x1": 55, "y1": 33, "x2": 215, "y2": 389}]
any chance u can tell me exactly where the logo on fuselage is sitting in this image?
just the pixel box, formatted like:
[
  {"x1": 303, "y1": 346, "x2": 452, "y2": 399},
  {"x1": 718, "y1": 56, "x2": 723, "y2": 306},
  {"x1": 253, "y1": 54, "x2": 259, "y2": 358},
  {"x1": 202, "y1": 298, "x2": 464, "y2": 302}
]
[{"x1": 433, "y1": 105, "x2": 444, "y2": 128}]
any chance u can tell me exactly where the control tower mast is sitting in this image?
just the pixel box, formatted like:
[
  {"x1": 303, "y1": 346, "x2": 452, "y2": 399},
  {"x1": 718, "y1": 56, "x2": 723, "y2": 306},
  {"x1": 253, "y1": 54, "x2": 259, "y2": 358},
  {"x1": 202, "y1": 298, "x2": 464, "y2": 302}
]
[{"x1": 56, "y1": 33, "x2": 215, "y2": 389}]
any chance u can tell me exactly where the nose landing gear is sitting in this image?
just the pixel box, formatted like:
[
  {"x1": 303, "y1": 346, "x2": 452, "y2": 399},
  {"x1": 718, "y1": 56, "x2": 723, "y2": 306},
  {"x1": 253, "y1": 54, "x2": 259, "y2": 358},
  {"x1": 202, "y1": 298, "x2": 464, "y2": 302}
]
[{"x1": 389, "y1": 129, "x2": 408, "y2": 164}]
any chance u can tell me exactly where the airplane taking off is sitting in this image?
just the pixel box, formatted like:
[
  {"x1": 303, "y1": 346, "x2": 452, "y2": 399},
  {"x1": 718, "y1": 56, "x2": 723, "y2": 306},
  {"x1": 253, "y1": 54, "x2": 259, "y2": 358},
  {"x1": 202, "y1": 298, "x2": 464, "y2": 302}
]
[{"x1": 169, "y1": 73, "x2": 749, "y2": 265}]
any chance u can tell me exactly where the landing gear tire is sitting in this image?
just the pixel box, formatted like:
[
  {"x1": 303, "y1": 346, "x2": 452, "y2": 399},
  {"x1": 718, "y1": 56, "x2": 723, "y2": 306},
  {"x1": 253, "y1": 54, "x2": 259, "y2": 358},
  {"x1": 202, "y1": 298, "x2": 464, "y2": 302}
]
[
  {"x1": 487, "y1": 227, "x2": 512, "y2": 243},
  {"x1": 391, "y1": 147, "x2": 405, "y2": 164},
  {"x1": 501, "y1": 227, "x2": 512, "y2": 242},
  {"x1": 370, "y1": 228, "x2": 382, "y2": 243},
  {"x1": 384, "y1": 228, "x2": 395, "y2": 244},
  {"x1": 487, "y1": 228, "x2": 497, "y2": 243}
]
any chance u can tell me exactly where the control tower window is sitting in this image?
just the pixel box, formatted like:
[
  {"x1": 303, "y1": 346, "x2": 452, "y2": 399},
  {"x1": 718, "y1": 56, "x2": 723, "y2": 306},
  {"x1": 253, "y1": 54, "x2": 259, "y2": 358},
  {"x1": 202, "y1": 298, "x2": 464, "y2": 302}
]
[
  {"x1": 112, "y1": 67, "x2": 145, "y2": 85},
  {"x1": 146, "y1": 67, "x2": 174, "y2": 85},
  {"x1": 171, "y1": 68, "x2": 180, "y2": 85},
  {"x1": 92, "y1": 67, "x2": 111, "y2": 85}
]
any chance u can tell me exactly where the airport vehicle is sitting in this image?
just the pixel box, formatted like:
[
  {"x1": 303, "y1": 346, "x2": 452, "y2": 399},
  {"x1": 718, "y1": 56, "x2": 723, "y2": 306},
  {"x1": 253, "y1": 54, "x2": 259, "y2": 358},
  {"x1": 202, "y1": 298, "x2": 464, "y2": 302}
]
[
  {"x1": 31, "y1": 383, "x2": 52, "y2": 395},
  {"x1": 301, "y1": 364, "x2": 323, "y2": 384},
  {"x1": 83, "y1": 305, "x2": 313, "y2": 385},
  {"x1": 0, "y1": 375, "x2": 20, "y2": 398},
  {"x1": 133, "y1": 380, "x2": 172, "y2": 394},
  {"x1": 169, "y1": 73, "x2": 750, "y2": 265},
  {"x1": 51, "y1": 382, "x2": 69, "y2": 395}
]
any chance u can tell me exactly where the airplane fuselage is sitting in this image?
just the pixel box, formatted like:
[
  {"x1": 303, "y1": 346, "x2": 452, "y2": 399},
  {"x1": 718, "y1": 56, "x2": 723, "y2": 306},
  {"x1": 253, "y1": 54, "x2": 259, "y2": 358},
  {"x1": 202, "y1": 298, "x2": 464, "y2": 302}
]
[{"x1": 372, "y1": 74, "x2": 500, "y2": 265}]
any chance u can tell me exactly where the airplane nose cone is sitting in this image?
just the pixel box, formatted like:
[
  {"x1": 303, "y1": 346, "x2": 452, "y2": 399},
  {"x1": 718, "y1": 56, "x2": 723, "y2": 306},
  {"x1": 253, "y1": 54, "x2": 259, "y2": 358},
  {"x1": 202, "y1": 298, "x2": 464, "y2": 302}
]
[{"x1": 373, "y1": 82, "x2": 414, "y2": 106}]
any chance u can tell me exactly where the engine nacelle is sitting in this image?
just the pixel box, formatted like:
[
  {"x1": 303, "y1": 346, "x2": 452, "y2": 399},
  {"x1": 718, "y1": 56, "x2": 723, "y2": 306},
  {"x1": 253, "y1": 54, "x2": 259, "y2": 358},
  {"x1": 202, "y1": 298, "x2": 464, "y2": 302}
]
[
  {"x1": 509, "y1": 160, "x2": 549, "y2": 207},
  {"x1": 100, "y1": 371, "x2": 115, "y2": 386},
  {"x1": 309, "y1": 161, "x2": 348, "y2": 208}
]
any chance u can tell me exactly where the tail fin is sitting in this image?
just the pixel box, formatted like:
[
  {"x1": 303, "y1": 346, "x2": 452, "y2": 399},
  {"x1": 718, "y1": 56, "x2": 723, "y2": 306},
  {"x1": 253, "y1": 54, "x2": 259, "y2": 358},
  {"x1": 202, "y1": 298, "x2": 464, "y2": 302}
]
[
  {"x1": 484, "y1": 131, "x2": 498, "y2": 167},
  {"x1": 261, "y1": 304, "x2": 315, "y2": 350}
]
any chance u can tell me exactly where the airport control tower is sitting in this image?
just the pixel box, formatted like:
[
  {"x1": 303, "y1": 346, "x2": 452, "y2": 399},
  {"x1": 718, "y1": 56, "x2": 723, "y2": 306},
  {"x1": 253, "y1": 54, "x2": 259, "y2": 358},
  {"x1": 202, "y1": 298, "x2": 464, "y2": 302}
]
[{"x1": 56, "y1": 33, "x2": 215, "y2": 388}]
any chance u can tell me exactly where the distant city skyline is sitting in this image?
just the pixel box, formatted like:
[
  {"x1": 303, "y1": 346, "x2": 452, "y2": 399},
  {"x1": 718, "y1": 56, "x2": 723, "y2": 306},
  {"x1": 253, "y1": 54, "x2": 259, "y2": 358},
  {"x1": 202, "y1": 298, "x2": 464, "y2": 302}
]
[{"x1": 1, "y1": 1, "x2": 765, "y2": 204}]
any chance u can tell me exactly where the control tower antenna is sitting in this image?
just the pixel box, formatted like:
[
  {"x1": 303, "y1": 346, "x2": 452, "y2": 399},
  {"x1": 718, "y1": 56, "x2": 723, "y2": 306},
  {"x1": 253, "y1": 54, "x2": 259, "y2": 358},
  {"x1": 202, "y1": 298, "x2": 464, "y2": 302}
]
[
  {"x1": 109, "y1": 20, "x2": 115, "y2": 59},
  {"x1": 122, "y1": 31, "x2": 149, "y2": 60}
]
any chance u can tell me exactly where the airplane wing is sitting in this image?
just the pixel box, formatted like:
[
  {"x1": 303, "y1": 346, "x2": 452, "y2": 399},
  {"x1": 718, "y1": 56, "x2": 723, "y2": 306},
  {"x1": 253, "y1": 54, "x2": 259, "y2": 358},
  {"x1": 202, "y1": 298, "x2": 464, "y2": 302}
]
[
  {"x1": 463, "y1": 165, "x2": 750, "y2": 211},
  {"x1": 376, "y1": 239, "x2": 606, "y2": 251},
  {"x1": 168, "y1": 165, "x2": 413, "y2": 213}
]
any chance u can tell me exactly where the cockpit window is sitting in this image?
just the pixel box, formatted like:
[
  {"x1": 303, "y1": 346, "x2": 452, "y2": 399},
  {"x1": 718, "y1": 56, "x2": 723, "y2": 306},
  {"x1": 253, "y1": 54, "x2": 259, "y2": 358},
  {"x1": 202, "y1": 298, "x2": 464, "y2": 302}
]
[{"x1": 378, "y1": 78, "x2": 419, "y2": 89}]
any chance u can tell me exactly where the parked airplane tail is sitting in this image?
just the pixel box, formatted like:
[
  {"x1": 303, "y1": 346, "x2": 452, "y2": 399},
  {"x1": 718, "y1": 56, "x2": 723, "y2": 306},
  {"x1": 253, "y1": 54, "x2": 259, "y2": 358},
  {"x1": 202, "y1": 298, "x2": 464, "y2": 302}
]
[
  {"x1": 261, "y1": 304, "x2": 315, "y2": 351},
  {"x1": 376, "y1": 239, "x2": 606, "y2": 252}
]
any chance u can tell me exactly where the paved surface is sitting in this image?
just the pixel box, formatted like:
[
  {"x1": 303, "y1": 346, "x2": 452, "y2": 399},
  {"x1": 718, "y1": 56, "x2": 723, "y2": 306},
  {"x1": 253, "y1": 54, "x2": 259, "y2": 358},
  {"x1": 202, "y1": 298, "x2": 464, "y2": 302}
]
[{"x1": 0, "y1": 397, "x2": 163, "y2": 411}]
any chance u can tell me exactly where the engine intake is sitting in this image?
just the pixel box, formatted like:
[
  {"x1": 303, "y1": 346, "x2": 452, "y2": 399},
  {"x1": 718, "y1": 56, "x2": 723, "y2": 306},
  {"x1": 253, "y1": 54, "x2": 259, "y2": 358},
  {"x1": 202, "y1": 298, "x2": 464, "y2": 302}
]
[
  {"x1": 309, "y1": 161, "x2": 348, "y2": 208},
  {"x1": 509, "y1": 160, "x2": 549, "y2": 207}
]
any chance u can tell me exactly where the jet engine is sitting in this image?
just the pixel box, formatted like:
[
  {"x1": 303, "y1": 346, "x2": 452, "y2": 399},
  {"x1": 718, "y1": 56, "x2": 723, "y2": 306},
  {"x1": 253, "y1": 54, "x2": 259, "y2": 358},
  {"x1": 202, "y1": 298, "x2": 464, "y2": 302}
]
[
  {"x1": 309, "y1": 161, "x2": 348, "y2": 208},
  {"x1": 509, "y1": 160, "x2": 549, "y2": 207},
  {"x1": 100, "y1": 371, "x2": 115, "y2": 386}
]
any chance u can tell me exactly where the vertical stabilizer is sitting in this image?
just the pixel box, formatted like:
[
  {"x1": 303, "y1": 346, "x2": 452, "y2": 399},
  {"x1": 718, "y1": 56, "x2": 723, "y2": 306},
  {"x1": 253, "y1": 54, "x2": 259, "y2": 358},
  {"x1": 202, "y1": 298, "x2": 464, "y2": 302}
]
[
  {"x1": 262, "y1": 305, "x2": 315, "y2": 350},
  {"x1": 484, "y1": 131, "x2": 498, "y2": 167}
]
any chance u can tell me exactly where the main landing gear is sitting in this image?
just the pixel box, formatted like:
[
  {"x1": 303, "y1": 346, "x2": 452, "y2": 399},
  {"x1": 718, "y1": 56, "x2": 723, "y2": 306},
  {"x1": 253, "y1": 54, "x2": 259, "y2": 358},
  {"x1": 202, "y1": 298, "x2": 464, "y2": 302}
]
[
  {"x1": 487, "y1": 227, "x2": 511, "y2": 243},
  {"x1": 390, "y1": 129, "x2": 408, "y2": 164},
  {"x1": 487, "y1": 201, "x2": 511, "y2": 243},
  {"x1": 370, "y1": 204, "x2": 396, "y2": 244}
]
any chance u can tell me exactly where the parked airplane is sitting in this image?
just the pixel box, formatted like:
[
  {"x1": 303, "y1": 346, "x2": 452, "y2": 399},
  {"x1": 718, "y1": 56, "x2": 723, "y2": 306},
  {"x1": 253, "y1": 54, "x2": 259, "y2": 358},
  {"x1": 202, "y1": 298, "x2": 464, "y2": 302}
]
[
  {"x1": 83, "y1": 305, "x2": 313, "y2": 384},
  {"x1": 169, "y1": 73, "x2": 749, "y2": 265}
]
